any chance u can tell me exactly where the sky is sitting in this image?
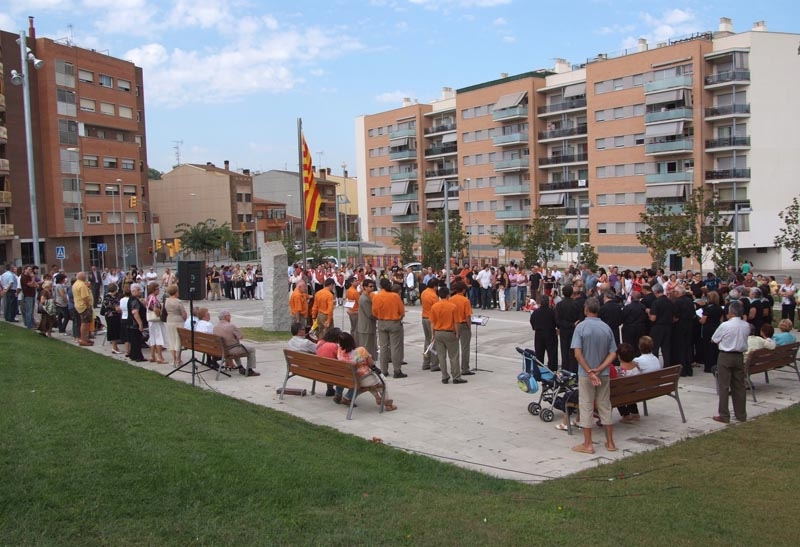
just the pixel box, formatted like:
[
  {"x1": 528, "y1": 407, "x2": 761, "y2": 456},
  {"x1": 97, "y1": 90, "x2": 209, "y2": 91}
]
[{"x1": 1, "y1": 0, "x2": 797, "y2": 178}]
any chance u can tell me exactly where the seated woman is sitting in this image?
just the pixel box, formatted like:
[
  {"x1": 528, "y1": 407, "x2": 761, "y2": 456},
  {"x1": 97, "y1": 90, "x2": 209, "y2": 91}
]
[
  {"x1": 337, "y1": 332, "x2": 397, "y2": 411},
  {"x1": 633, "y1": 336, "x2": 661, "y2": 373},
  {"x1": 773, "y1": 319, "x2": 796, "y2": 346},
  {"x1": 615, "y1": 343, "x2": 641, "y2": 423},
  {"x1": 316, "y1": 327, "x2": 342, "y2": 398},
  {"x1": 746, "y1": 324, "x2": 776, "y2": 361}
]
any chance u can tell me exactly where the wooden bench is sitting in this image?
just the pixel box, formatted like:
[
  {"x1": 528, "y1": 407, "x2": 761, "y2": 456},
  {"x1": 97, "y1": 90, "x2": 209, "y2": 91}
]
[
  {"x1": 176, "y1": 328, "x2": 236, "y2": 380},
  {"x1": 281, "y1": 349, "x2": 386, "y2": 420},
  {"x1": 566, "y1": 365, "x2": 685, "y2": 435},
  {"x1": 745, "y1": 342, "x2": 800, "y2": 402}
]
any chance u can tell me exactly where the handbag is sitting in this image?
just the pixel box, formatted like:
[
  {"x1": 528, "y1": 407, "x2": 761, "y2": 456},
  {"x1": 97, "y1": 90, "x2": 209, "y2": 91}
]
[{"x1": 146, "y1": 295, "x2": 161, "y2": 322}]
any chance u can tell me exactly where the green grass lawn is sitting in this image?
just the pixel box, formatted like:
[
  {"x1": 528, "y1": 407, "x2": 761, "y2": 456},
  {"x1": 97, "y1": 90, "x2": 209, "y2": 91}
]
[
  {"x1": 2, "y1": 322, "x2": 800, "y2": 546},
  {"x1": 240, "y1": 327, "x2": 291, "y2": 342}
]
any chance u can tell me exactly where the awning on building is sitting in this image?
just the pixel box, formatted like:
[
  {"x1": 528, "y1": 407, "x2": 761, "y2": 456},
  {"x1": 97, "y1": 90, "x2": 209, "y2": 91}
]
[
  {"x1": 493, "y1": 91, "x2": 527, "y2": 110},
  {"x1": 390, "y1": 180, "x2": 410, "y2": 195},
  {"x1": 645, "y1": 184, "x2": 687, "y2": 198},
  {"x1": 645, "y1": 89, "x2": 683, "y2": 105},
  {"x1": 539, "y1": 192, "x2": 565, "y2": 206},
  {"x1": 441, "y1": 132, "x2": 458, "y2": 144},
  {"x1": 645, "y1": 121, "x2": 684, "y2": 138},
  {"x1": 563, "y1": 82, "x2": 587, "y2": 97},
  {"x1": 564, "y1": 218, "x2": 588, "y2": 229},
  {"x1": 424, "y1": 180, "x2": 444, "y2": 194},
  {"x1": 390, "y1": 202, "x2": 411, "y2": 215},
  {"x1": 427, "y1": 199, "x2": 444, "y2": 209}
]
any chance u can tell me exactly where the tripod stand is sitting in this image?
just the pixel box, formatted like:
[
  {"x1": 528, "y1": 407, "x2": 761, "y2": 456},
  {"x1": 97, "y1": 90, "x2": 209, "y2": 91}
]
[{"x1": 470, "y1": 315, "x2": 492, "y2": 373}]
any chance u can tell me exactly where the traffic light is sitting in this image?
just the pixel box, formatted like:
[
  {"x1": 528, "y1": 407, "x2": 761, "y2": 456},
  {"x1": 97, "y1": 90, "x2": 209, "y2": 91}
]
[
  {"x1": 129, "y1": 196, "x2": 137, "y2": 208},
  {"x1": 156, "y1": 240, "x2": 162, "y2": 250},
  {"x1": 147, "y1": 246, "x2": 153, "y2": 254}
]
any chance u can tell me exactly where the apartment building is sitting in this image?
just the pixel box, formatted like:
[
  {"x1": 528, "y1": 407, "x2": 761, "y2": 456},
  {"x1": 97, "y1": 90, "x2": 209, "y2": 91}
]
[
  {"x1": 1, "y1": 18, "x2": 148, "y2": 270},
  {"x1": 356, "y1": 18, "x2": 800, "y2": 270}
]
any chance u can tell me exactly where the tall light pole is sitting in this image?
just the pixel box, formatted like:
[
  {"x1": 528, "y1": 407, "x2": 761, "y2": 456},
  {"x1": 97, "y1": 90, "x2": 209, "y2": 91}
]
[
  {"x1": 464, "y1": 178, "x2": 472, "y2": 266},
  {"x1": 10, "y1": 32, "x2": 44, "y2": 267},
  {"x1": 117, "y1": 179, "x2": 126, "y2": 271},
  {"x1": 107, "y1": 185, "x2": 119, "y2": 268},
  {"x1": 342, "y1": 162, "x2": 349, "y2": 269},
  {"x1": 443, "y1": 181, "x2": 459, "y2": 289},
  {"x1": 335, "y1": 192, "x2": 342, "y2": 265},
  {"x1": 576, "y1": 197, "x2": 589, "y2": 264},
  {"x1": 66, "y1": 147, "x2": 85, "y2": 271}
]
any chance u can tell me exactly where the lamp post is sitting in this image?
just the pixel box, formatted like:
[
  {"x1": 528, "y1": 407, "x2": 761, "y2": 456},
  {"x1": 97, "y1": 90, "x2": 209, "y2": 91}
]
[
  {"x1": 66, "y1": 147, "x2": 85, "y2": 271},
  {"x1": 576, "y1": 197, "x2": 589, "y2": 264},
  {"x1": 464, "y1": 178, "x2": 472, "y2": 266},
  {"x1": 335, "y1": 192, "x2": 342, "y2": 265},
  {"x1": 10, "y1": 31, "x2": 44, "y2": 267},
  {"x1": 443, "y1": 180, "x2": 459, "y2": 289},
  {"x1": 107, "y1": 185, "x2": 119, "y2": 268},
  {"x1": 342, "y1": 162, "x2": 349, "y2": 268},
  {"x1": 117, "y1": 179, "x2": 126, "y2": 271}
]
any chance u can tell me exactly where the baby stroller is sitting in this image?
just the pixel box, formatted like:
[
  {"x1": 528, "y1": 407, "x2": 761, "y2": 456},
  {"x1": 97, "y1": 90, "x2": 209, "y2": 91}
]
[{"x1": 515, "y1": 347, "x2": 577, "y2": 422}]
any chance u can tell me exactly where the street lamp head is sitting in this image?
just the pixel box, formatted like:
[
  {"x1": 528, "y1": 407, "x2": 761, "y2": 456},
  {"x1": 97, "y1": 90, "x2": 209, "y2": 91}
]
[
  {"x1": 27, "y1": 54, "x2": 44, "y2": 70},
  {"x1": 10, "y1": 69, "x2": 23, "y2": 86}
]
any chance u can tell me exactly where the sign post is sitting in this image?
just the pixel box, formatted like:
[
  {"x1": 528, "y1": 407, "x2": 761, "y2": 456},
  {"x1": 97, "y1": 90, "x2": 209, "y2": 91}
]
[
  {"x1": 55, "y1": 246, "x2": 66, "y2": 271},
  {"x1": 97, "y1": 243, "x2": 108, "y2": 271}
]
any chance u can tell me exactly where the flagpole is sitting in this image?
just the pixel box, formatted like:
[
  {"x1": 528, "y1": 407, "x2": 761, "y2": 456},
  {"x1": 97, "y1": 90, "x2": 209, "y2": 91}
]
[{"x1": 297, "y1": 118, "x2": 308, "y2": 266}]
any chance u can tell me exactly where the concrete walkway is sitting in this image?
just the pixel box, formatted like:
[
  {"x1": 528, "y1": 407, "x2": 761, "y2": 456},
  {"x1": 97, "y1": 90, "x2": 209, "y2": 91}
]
[{"x1": 79, "y1": 298, "x2": 800, "y2": 481}]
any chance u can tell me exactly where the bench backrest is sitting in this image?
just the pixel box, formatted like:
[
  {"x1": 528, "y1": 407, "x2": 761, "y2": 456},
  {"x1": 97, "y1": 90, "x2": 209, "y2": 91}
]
[
  {"x1": 610, "y1": 365, "x2": 681, "y2": 407},
  {"x1": 283, "y1": 349, "x2": 359, "y2": 389},
  {"x1": 748, "y1": 342, "x2": 800, "y2": 375},
  {"x1": 177, "y1": 328, "x2": 226, "y2": 358}
]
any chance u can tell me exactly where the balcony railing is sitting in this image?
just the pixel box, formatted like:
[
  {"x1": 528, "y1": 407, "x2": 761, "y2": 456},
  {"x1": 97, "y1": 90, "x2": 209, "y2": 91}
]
[
  {"x1": 704, "y1": 70, "x2": 751, "y2": 86},
  {"x1": 646, "y1": 172, "x2": 694, "y2": 184},
  {"x1": 425, "y1": 167, "x2": 458, "y2": 178},
  {"x1": 0, "y1": 158, "x2": 9, "y2": 175},
  {"x1": 0, "y1": 190, "x2": 11, "y2": 207},
  {"x1": 705, "y1": 168, "x2": 751, "y2": 180},
  {"x1": 537, "y1": 124, "x2": 587, "y2": 140},
  {"x1": 492, "y1": 105, "x2": 529, "y2": 121},
  {"x1": 493, "y1": 133, "x2": 529, "y2": 146},
  {"x1": 645, "y1": 139, "x2": 693, "y2": 154},
  {"x1": 0, "y1": 125, "x2": 7, "y2": 143},
  {"x1": 643, "y1": 75, "x2": 693, "y2": 93},
  {"x1": 493, "y1": 158, "x2": 530, "y2": 171},
  {"x1": 388, "y1": 127, "x2": 416, "y2": 140},
  {"x1": 0, "y1": 224, "x2": 14, "y2": 236},
  {"x1": 539, "y1": 179, "x2": 587, "y2": 191},
  {"x1": 705, "y1": 104, "x2": 750, "y2": 117},
  {"x1": 705, "y1": 136, "x2": 751, "y2": 149},
  {"x1": 538, "y1": 153, "x2": 588, "y2": 166},
  {"x1": 424, "y1": 123, "x2": 457, "y2": 135},
  {"x1": 537, "y1": 98, "x2": 587, "y2": 115},
  {"x1": 389, "y1": 149, "x2": 417, "y2": 161},
  {"x1": 495, "y1": 183, "x2": 530, "y2": 195},
  {"x1": 391, "y1": 192, "x2": 419, "y2": 202},
  {"x1": 424, "y1": 143, "x2": 458, "y2": 157},
  {"x1": 495, "y1": 208, "x2": 531, "y2": 220},
  {"x1": 391, "y1": 171, "x2": 418, "y2": 181},
  {"x1": 392, "y1": 214, "x2": 419, "y2": 223},
  {"x1": 716, "y1": 200, "x2": 751, "y2": 212},
  {"x1": 644, "y1": 108, "x2": 693, "y2": 124}
]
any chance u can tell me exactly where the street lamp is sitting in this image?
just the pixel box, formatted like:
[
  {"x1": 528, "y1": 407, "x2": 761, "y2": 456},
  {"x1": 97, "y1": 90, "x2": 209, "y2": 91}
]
[
  {"x1": 342, "y1": 162, "x2": 349, "y2": 268},
  {"x1": 10, "y1": 31, "x2": 44, "y2": 267},
  {"x1": 464, "y1": 178, "x2": 472, "y2": 266},
  {"x1": 443, "y1": 180, "x2": 459, "y2": 289},
  {"x1": 116, "y1": 179, "x2": 126, "y2": 270},
  {"x1": 335, "y1": 194, "x2": 350, "y2": 267},
  {"x1": 66, "y1": 147, "x2": 85, "y2": 271},
  {"x1": 576, "y1": 197, "x2": 590, "y2": 264}
]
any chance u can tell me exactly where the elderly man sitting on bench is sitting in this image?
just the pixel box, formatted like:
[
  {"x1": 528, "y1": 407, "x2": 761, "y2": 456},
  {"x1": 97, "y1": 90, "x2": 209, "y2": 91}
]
[{"x1": 213, "y1": 310, "x2": 260, "y2": 377}]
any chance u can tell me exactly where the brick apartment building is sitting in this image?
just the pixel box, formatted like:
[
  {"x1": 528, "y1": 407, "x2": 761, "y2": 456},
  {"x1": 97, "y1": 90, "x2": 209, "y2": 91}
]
[
  {"x1": 355, "y1": 18, "x2": 800, "y2": 270},
  {"x1": 1, "y1": 17, "x2": 148, "y2": 270}
]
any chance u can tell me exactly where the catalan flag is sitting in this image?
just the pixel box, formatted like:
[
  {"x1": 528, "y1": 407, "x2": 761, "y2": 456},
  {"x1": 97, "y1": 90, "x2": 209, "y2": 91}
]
[{"x1": 302, "y1": 135, "x2": 321, "y2": 232}]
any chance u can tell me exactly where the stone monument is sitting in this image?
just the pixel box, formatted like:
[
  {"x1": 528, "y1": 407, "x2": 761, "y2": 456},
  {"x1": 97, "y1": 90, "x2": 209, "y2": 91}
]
[{"x1": 261, "y1": 241, "x2": 291, "y2": 331}]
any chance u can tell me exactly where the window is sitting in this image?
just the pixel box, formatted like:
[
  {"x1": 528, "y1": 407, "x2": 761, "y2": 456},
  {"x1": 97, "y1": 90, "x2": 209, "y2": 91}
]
[
  {"x1": 100, "y1": 102, "x2": 115, "y2": 115},
  {"x1": 117, "y1": 132, "x2": 125, "y2": 142},
  {"x1": 123, "y1": 185, "x2": 137, "y2": 196},
  {"x1": 78, "y1": 69, "x2": 94, "y2": 83},
  {"x1": 103, "y1": 157, "x2": 118, "y2": 169},
  {"x1": 596, "y1": 166, "x2": 606, "y2": 178},
  {"x1": 614, "y1": 136, "x2": 625, "y2": 148},
  {"x1": 117, "y1": 79, "x2": 131, "y2": 92},
  {"x1": 134, "y1": 135, "x2": 142, "y2": 146},
  {"x1": 613, "y1": 78, "x2": 624, "y2": 90},
  {"x1": 245, "y1": 194, "x2": 252, "y2": 203},
  {"x1": 87, "y1": 213, "x2": 102, "y2": 224},
  {"x1": 121, "y1": 159, "x2": 135, "y2": 171},
  {"x1": 595, "y1": 110, "x2": 606, "y2": 122},
  {"x1": 596, "y1": 138, "x2": 606, "y2": 150},
  {"x1": 105, "y1": 184, "x2": 120, "y2": 195},
  {"x1": 634, "y1": 133, "x2": 645, "y2": 145},
  {"x1": 615, "y1": 165, "x2": 625, "y2": 177},
  {"x1": 118, "y1": 105, "x2": 133, "y2": 119},
  {"x1": 633, "y1": 73, "x2": 644, "y2": 87},
  {"x1": 107, "y1": 212, "x2": 121, "y2": 224},
  {"x1": 58, "y1": 119, "x2": 78, "y2": 145},
  {"x1": 85, "y1": 183, "x2": 101, "y2": 195},
  {"x1": 236, "y1": 193, "x2": 244, "y2": 202},
  {"x1": 237, "y1": 214, "x2": 245, "y2": 222},
  {"x1": 80, "y1": 98, "x2": 96, "y2": 112},
  {"x1": 99, "y1": 74, "x2": 113, "y2": 88},
  {"x1": 633, "y1": 104, "x2": 645, "y2": 116},
  {"x1": 55, "y1": 60, "x2": 75, "y2": 88},
  {"x1": 57, "y1": 89, "x2": 77, "y2": 116},
  {"x1": 615, "y1": 194, "x2": 626, "y2": 205},
  {"x1": 62, "y1": 178, "x2": 79, "y2": 192},
  {"x1": 97, "y1": 129, "x2": 105, "y2": 139},
  {"x1": 613, "y1": 107, "x2": 624, "y2": 119},
  {"x1": 598, "y1": 223, "x2": 608, "y2": 234},
  {"x1": 634, "y1": 163, "x2": 645, "y2": 175},
  {"x1": 597, "y1": 194, "x2": 607, "y2": 206}
]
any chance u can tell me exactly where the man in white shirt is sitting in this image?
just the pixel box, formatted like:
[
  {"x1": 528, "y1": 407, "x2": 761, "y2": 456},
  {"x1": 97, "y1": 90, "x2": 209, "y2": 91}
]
[
  {"x1": 145, "y1": 266, "x2": 159, "y2": 284},
  {"x1": 711, "y1": 300, "x2": 751, "y2": 424},
  {"x1": 475, "y1": 265, "x2": 492, "y2": 310},
  {"x1": 779, "y1": 276, "x2": 796, "y2": 324},
  {"x1": 405, "y1": 267, "x2": 417, "y2": 305},
  {"x1": 183, "y1": 306, "x2": 214, "y2": 334}
]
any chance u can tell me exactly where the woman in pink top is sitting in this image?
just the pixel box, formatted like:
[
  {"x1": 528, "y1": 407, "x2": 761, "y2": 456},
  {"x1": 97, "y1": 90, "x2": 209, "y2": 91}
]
[{"x1": 317, "y1": 327, "x2": 342, "y2": 397}]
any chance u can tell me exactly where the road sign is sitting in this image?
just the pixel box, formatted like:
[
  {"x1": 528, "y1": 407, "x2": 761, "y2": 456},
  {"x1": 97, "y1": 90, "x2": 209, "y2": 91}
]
[
  {"x1": 97, "y1": 243, "x2": 108, "y2": 252},
  {"x1": 55, "y1": 246, "x2": 66, "y2": 260}
]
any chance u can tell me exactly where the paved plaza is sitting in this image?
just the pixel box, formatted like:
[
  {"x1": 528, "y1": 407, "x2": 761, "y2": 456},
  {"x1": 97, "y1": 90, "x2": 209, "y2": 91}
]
[{"x1": 83, "y1": 295, "x2": 800, "y2": 481}]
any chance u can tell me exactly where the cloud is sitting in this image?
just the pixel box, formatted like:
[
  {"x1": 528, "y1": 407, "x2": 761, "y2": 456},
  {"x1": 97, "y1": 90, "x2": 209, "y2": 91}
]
[
  {"x1": 492, "y1": 17, "x2": 507, "y2": 26},
  {"x1": 407, "y1": 0, "x2": 512, "y2": 9},
  {"x1": 602, "y1": 8, "x2": 703, "y2": 50},
  {"x1": 374, "y1": 91, "x2": 412, "y2": 104}
]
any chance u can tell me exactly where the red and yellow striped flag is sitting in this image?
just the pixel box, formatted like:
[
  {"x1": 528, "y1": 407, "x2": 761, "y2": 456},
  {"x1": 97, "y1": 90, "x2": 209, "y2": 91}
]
[{"x1": 302, "y1": 135, "x2": 321, "y2": 232}]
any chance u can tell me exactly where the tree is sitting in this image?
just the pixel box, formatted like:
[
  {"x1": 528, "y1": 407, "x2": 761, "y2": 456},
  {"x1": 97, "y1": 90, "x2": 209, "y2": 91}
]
[
  {"x1": 637, "y1": 201, "x2": 686, "y2": 270},
  {"x1": 521, "y1": 210, "x2": 566, "y2": 269},
  {"x1": 669, "y1": 186, "x2": 733, "y2": 274},
  {"x1": 390, "y1": 227, "x2": 418, "y2": 264},
  {"x1": 420, "y1": 210, "x2": 466, "y2": 270},
  {"x1": 282, "y1": 231, "x2": 299, "y2": 265},
  {"x1": 147, "y1": 167, "x2": 163, "y2": 180},
  {"x1": 775, "y1": 196, "x2": 800, "y2": 261},
  {"x1": 492, "y1": 226, "x2": 524, "y2": 253},
  {"x1": 307, "y1": 233, "x2": 325, "y2": 265},
  {"x1": 175, "y1": 219, "x2": 228, "y2": 259},
  {"x1": 579, "y1": 243, "x2": 599, "y2": 270}
]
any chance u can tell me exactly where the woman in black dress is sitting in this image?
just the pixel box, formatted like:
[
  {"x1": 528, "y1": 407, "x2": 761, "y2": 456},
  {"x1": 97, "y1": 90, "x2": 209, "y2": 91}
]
[
  {"x1": 127, "y1": 284, "x2": 149, "y2": 362},
  {"x1": 101, "y1": 283, "x2": 123, "y2": 354}
]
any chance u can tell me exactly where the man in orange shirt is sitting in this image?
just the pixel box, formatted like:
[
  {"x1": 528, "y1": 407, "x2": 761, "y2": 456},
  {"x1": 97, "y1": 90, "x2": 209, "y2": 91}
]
[
  {"x1": 430, "y1": 286, "x2": 466, "y2": 384},
  {"x1": 372, "y1": 277, "x2": 407, "y2": 378},
  {"x1": 289, "y1": 280, "x2": 310, "y2": 326},
  {"x1": 420, "y1": 278, "x2": 440, "y2": 371},
  {"x1": 311, "y1": 278, "x2": 335, "y2": 340},
  {"x1": 450, "y1": 280, "x2": 475, "y2": 377},
  {"x1": 344, "y1": 277, "x2": 360, "y2": 342}
]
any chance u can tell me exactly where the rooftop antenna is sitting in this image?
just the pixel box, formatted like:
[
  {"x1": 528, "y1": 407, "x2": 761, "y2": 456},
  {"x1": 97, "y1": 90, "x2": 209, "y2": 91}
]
[
  {"x1": 173, "y1": 139, "x2": 184, "y2": 166},
  {"x1": 67, "y1": 24, "x2": 74, "y2": 46}
]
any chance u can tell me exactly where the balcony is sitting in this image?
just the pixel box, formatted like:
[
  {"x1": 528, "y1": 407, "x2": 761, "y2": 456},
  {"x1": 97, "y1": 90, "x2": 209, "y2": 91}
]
[
  {"x1": 705, "y1": 136, "x2": 751, "y2": 150},
  {"x1": 0, "y1": 190, "x2": 11, "y2": 207},
  {"x1": 716, "y1": 199, "x2": 751, "y2": 212},
  {"x1": 495, "y1": 183, "x2": 530, "y2": 195},
  {"x1": 539, "y1": 179, "x2": 588, "y2": 192},
  {"x1": 389, "y1": 149, "x2": 417, "y2": 161},
  {"x1": 704, "y1": 103, "x2": 750, "y2": 119},
  {"x1": 0, "y1": 224, "x2": 14, "y2": 237},
  {"x1": 643, "y1": 75, "x2": 693, "y2": 93},
  {"x1": 388, "y1": 127, "x2": 416, "y2": 140},
  {"x1": 537, "y1": 124, "x2": 587, "y2": 141},
  {"x1": 492, "y1": 105, "x2": 529, "y2": 122},
  {"x1": 0, "y1": 125, "x2": 6, "y2": 144},
  {"x1": 538, "y1": 153, "x2": 588, "y2": 166},
  {"x1": 646, "y1": 202, "x2": 686, "y2": 214},
  {"x1": 495, "y1": 208, "x2": 531, "y2": 220},
  {"x1": 391, "y1": 192, "x2": 419, "y2": 202},
  {"x1": 425, "y1": 167, "x2": 458, "y2": 178},
  {"x1": 424, "y1": 123, "x2": 457, "y2": 135},
  {"x1": 0, "y1": 158, "x2": 9, "y2": 175},
  {"x1": 704, "y1": 70, "x2": 750, "y2": 87},
  {"x1": 424, "y1": 143, "x2": 457, "y2": 157},
  {"x1": 705, "y1": 168, "x2": 751, "y2": 181},
  {"x1": 646, "y1": 172, "x2": 694, "y2": 185},
  {"x1": 493, "y1": 158, "x2": 530, "y2": 172},
  {"x1": 645, "y1": 139, "x2": 693, "y2": 155},
  {"x1": 537, "y1": 98, "x2": 587, "y2": 116},
  {"x1": 392, "y1": 214, "x2": 419, "y2": 223},
  {"x1": 391, "y1": 171, "x2": 418, "y2": 182},
  {"x1": 0, "y1": 93, "x2": 5, "y2": 112},
  {"x1": 644, "y1": 108, "x2": 693, "y2": 124},
  {"x1": 493, "y1": 133, "x2": 528, "y2": 147}
]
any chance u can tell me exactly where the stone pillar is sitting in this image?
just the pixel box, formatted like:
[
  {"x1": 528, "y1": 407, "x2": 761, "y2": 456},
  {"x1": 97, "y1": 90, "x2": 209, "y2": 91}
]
[{"x1": 261, "y1": 241, "x2": 291, "y2": 331}]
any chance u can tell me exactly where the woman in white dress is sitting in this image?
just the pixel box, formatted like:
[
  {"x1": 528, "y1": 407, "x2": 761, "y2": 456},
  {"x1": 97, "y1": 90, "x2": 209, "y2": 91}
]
[{"x1": 145, "y1": 282, "x2": 168, "y2": 363}]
